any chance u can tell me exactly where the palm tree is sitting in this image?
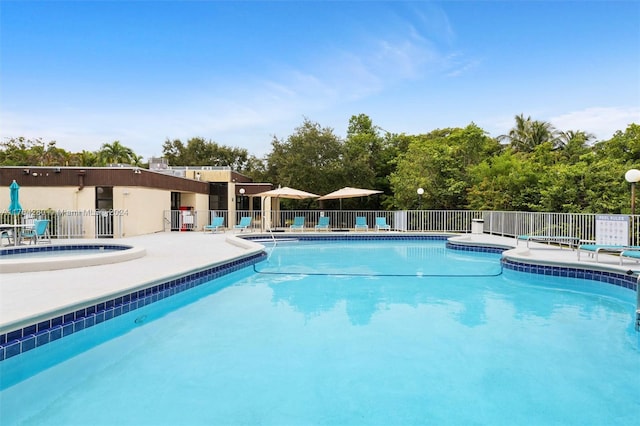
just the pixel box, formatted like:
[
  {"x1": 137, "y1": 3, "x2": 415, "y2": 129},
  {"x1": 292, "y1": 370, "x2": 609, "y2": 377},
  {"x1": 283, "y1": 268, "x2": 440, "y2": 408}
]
[
  {"x1": 498, "y1": 114, "x2": 559, "y2": 153},
  {"x1": 97, "y1": 141, "x2": 135, "y2": 165},
  {"x1": 556, "y1": 130, "x2": 595, "y2": 161}
]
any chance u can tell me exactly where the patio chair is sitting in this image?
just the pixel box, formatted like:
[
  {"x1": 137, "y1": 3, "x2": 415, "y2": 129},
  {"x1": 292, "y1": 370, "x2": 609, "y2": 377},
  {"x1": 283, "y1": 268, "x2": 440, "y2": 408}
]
[
  {"x1": 619, "y1": 249, "x2": 640, "y2": 265},
  {"x1": 290, "y1": 216, "x2": 305, "y2": 232},
  {"x1": 375, "y1": 217, "x2": 391, "y2": 231},
  {"x1": 354, "y1": 216, "x2": 368, "y2": 231},
  {"x1": 517, "y1": 234, "x2": 579, "y2": 249},
  {"x1": 204, "y1": 217, "x2": 225, "y2": 233},
  {"x1": 576, "y1": 244, "x2": 634, "y2": 262},
  {"x1": 21, "y1": 219, "x2": 51, "y2": 245},
  {"x1": 233, "y1": 217, "x2": 252, "y2": 232},
  {"x1": 315, "y1": 216, "x2": 330, "y2": 231},
  {"x1": 1, "y1": 228, "x2": 11, "y2": 247}
]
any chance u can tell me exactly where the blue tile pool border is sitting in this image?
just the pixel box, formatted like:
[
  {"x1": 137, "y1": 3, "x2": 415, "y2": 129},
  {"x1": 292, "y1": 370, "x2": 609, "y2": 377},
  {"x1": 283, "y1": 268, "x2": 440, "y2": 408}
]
[
  {"x1": 445, "y1": 241, "x2": 507, "y2": 254},
  {"x1": 0, "y1": 251, "x2": 266, "y2": 362},
  {"x1": 446, "y1": 240, "x2": 638, "y2": 292},
  {"x1": 501, "y1": 258, "x2": 638, "y2": 291},
  {"x1": 2, "y1": 235, "x2": 637, "y2": 362}
]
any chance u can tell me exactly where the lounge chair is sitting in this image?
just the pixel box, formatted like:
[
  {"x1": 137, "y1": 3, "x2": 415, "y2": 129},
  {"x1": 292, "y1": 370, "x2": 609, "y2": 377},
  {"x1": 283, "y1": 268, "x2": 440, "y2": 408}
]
[
  {"x1": 315, "y1": 216, "x2": 330, "y2": 231},
  {"x1": 290, "y1": 216, "x2": 305, "y2": 231},
  {"x1": 576, "y1": 244, "x2": 631, "y2": 262},
  {"x1": 233, "y1": 217, "x2": 252, "y2": 232},
  {"x1": 375, "y1": 217, "x2": 391, "y2": 231},
  {"x1": 517, "y1": 234, "x2": 579, "y2": 249},
  {"x1": 354, "y1": 216, "x2": 368, "y2": 231},
  {"x1": 619, "y1": 249, "x2": 640, "y2": 264},
  {"x1": 204, "y1": 217, "x2": 225, "y2": 233},
  {"x1": 21, "y1": 219, "x2": 51, "y2": 245}
]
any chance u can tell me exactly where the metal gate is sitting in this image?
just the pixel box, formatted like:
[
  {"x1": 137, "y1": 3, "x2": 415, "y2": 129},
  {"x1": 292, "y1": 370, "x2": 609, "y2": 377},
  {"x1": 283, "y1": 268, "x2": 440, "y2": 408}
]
[{"x1": 95, "y1": 210, "x2": 123, "y2": 238}]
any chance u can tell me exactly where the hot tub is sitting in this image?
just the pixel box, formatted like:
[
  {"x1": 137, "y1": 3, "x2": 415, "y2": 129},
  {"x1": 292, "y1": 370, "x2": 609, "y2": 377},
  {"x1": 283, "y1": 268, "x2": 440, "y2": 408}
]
[{"x1": 0, "y1": 244, "x2": 146, "y2": 273}]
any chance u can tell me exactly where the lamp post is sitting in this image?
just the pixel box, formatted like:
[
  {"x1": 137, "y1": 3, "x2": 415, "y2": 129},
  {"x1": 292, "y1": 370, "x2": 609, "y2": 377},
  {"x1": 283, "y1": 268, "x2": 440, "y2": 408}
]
[
  {"x1": 417, "y1": 187, "x2": 424, "y2": 210},
  {"x1": 239, "y1": 188, "x2": 245, "y2": 211},
  {"x1": 625, "y1": 169, "x2": 640, "y2": 215}
]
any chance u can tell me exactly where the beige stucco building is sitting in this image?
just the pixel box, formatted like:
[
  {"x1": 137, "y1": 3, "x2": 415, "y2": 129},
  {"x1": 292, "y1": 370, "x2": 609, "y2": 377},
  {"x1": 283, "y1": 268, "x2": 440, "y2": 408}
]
[{"x1": 0, "y1": 165, "x2": 272, "y2": 238}]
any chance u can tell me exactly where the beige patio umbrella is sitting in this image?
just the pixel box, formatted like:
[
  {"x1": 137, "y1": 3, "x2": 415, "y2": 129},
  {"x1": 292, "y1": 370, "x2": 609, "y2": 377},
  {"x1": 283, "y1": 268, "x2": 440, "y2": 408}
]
[
  {"x1": 318, "y1": 186, "x2": 383, "y2": 209},
  {"x1": 255, "y1": 186, "x2": 320, "y2": 230},
  {"x1": 254, "y1": 186, "x2": 320, "y2": 199}
]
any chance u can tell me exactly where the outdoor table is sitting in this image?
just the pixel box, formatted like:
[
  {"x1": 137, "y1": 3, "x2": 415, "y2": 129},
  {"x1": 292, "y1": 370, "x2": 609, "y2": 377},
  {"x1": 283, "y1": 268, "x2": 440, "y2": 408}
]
[{"x1": 0, "y1": 223, "x2": 33, "y2": 246}]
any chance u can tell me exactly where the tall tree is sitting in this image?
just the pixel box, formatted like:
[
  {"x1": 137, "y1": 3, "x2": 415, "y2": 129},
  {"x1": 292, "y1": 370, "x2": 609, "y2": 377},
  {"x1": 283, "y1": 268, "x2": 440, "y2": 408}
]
[
  {"x1": 265, "y1": 118, "x2": 343, "y2": 204},
  {"x1": 499, "y1": 114, "x2": 559, "y2": 153},
  {"x1": 341, "y1": 114, "x2": 384, "y2": 208},
  {"x1": 592, "y1": 123, "x2": 640, "y2": 164},
  {"x1": 467, "y1": 151, "x2": 541, "y2": 211},
  {"x1": 97, "y1": 141, "x2": 135, "y2": 165},
  {"x1": 556, "y1": 130, "x2": 594, "y2": 162},
  {"x1": 161, "y1": 137, "x2": 253, "y2": 171},
  {"x1": 390, "y1": 125, "x2": 498, "y2": 210}
]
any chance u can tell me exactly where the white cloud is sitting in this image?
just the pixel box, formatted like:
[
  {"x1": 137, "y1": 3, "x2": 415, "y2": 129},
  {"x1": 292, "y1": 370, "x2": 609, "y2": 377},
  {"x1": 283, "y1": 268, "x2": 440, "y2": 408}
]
[
  {"x1": 0, "y1": 9, "x2": 456, "y2": 162},
  {"x1": 550, "y1": 107, "x2": 640, "y2": 140}
]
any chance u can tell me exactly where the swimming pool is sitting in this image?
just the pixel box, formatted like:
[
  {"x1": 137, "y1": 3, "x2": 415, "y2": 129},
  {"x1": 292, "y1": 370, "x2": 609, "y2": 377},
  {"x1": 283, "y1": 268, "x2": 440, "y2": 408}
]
[{"x1": 1, "y1": 239, "x2": 638, "y2": 425}]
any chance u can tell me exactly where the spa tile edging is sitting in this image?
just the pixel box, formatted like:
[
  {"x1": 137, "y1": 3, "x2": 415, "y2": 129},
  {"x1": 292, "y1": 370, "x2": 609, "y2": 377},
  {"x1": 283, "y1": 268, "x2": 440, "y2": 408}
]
[
  {"x1": 501, "y1": 258, "x2": 637, "y2": 291},
  {"x1": 0, "y1": 252, "x2": 266, "y2": 362},
  {"x1": 447, "y1": 241, "x2": 638, "y2": 292},
  {"x1": 0, "y1": 244, "x2": 132, "y2": 256},
  {"x1": 445, "y1": 241, "x2": 507, "y2": 254}
]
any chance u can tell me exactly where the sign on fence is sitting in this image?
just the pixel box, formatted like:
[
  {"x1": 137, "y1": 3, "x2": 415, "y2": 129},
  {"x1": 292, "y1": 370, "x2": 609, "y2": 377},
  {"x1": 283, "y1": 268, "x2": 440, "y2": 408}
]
[{"x1": 595, "y1": 215, "x2": 629, "y2": 245}]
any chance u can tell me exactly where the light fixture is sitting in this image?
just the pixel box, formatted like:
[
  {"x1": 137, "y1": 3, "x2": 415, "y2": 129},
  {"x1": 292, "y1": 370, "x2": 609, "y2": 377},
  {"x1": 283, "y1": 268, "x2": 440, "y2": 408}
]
[
  {"x1": 23, "y1": 168, "x2": 30, "y2": 175},
  {"x1": 417, "y1": 187, "x2": 424, "y2": 210},
  {"x1": 133, "y1": 168, "x2": 142, "y2": 174},
  {"x1": 625, "y1": 169, "x2": 640, "y2": 215},
  {"x1": 239, "y1": 188, "x2": 245, "y2": 195}
]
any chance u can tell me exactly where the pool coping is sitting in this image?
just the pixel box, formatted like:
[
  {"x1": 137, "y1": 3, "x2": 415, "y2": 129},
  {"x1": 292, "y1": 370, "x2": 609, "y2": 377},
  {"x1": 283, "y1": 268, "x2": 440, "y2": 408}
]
[
  {"x1": 1, "y1": 232, "x2": 638, "y2": 362},
  {"x1": 0, "y1": 243, "x2": 147, "y2": 273}
]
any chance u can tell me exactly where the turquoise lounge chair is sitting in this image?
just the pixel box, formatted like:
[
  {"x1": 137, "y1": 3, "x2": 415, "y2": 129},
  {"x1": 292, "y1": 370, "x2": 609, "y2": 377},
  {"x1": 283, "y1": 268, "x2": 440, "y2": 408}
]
[
  {"x1": 290, "y1": 216, "x2": 305, "y2": 231},
  {"x1": 315, "y1": 216, "x2": 330, "y2": 231},
  {"x1": 21, "y1": 219, "x2": 51, "y2": 245},
  {"x1": 517, "y1": 234, "x2": 579, "y2": 249},
  {"x1": 619, "y1": 249, "x2": 640, "y2": 264},
  {"x1": 577, "y1": 244, "x2": 633, "y2": 262},
  {"x1": 355, "y1": 217, "x2": 368, "y2": 231},
  {"x1": 204, "y1": 216, "x2": 225, "y2": 233},
  {"x1": 375, "y1": 217, "x2": 391, "y2": 231},
  {"x1": 234, "y1": 217, "x2": 252, "y2": 232}
]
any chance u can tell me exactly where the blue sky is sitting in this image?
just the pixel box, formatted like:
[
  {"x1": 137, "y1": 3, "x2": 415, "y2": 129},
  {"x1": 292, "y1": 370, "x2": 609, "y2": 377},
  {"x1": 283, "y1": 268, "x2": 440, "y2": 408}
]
[{"x1": 1, "y1": 1, "x2": 639, "y2": 161}]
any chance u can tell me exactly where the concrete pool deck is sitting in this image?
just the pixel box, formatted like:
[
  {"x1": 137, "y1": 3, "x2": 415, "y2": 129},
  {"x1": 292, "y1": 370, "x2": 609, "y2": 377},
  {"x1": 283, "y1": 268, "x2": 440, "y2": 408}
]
[{"x1": 1, "y1": 231, "x2": 639, "y2": 334}]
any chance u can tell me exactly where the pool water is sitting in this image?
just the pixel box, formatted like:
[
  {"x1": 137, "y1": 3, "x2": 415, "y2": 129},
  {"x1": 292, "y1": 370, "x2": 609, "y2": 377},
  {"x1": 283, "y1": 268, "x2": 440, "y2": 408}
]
[{"x1": 1, "y1": 240, "x2": 638, "y2": 425}]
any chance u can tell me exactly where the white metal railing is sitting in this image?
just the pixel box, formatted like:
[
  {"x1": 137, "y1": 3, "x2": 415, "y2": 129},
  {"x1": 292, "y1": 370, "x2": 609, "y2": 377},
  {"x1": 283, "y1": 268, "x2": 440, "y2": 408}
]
[
  {"x1": 4, "y1": 210, "x2": 639, "y2": 244},
  {"x1": 0, "y1": 210, "x2": 128, "y2": 239},
  {"x1": 163, "y1": 209, "x2": 199, "y2": 232},
  {"x1": 201, "y1": 209, "x2": 639, "y2": 245},
  {"x1": 255, "y1": 210, "x2": 485, "y2": 233},
  {"x1": 95, "y1": 210, "x2": 124, "y2": 238},
  {"x1": 482, "y1": 211, "x2": 621, "y2": 244}
]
